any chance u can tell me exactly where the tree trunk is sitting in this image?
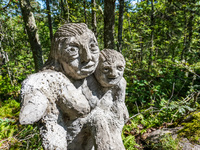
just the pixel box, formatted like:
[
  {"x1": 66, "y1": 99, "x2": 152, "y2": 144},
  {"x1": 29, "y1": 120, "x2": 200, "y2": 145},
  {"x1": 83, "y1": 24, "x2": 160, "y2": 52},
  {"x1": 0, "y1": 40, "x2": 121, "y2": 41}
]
[
  {"x1": 91, "y1": 0, "x2": 97, "y2": 38},
  {"x1": 118, "y1": 0, "x2": 124, "y2": 53},
  {"x1": 104, "y1": 0, "x2": 116, "y2": 49},
  {"x1": 19, "y1": 0, "x2": 43, "y2": 72},
  {"x1": 46, "y1": 0, "x2": 53, "y2": 42}
]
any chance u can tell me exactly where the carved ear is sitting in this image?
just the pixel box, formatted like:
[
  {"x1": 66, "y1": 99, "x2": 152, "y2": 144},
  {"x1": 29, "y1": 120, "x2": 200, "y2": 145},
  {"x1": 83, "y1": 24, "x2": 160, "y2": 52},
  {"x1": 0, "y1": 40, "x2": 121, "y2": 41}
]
[{"x1": 99, "y1": 51, "x2": 107, "y2": 62}]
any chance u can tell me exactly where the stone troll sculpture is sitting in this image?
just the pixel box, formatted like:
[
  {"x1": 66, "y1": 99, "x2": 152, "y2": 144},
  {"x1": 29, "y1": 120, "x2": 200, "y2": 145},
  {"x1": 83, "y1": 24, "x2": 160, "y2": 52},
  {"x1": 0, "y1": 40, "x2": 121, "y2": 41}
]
[{"x1": 19, "y1": 23, "x2": 129, "y2": 150}]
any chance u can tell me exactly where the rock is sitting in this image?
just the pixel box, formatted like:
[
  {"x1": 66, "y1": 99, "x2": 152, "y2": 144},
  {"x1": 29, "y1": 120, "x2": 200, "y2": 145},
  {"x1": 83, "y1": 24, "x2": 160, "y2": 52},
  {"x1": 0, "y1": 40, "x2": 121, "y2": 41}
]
[
  {"x1": 179, "y1": 138, "x2": 200, "y2": 150},
  {"x1": 145, "y1": 127, "x2": 200, "y2": 150}
]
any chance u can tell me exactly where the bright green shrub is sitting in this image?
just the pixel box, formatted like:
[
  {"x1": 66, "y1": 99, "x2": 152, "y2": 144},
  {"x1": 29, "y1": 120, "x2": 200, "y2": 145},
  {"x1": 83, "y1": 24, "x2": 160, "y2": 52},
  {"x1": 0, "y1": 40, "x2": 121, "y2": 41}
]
[{"x1": 0, "y1": 100, "x2": 42, "y2": 150}]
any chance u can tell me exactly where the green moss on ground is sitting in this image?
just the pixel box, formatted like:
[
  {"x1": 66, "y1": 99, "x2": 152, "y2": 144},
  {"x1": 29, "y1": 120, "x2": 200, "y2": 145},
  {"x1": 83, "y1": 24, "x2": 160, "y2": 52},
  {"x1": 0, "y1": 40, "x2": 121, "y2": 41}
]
[{"x1": 178, "y1": 111, "x2": 200, "y2": 144}]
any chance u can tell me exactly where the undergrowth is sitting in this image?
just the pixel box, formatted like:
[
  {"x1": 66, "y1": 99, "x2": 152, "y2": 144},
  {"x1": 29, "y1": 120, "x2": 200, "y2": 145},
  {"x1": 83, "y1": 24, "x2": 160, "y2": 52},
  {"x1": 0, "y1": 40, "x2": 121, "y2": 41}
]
[
  {"x1": 146, "y1": 134, "x2": 180, "y2": 150},
  {"x1": 1, "y1": 99, "x2": 199, "y2": 150},
  {"x1": 0, "y1": 100, "x2": 42, "y2": 150},
  {"x1": 122, "y1": 98, "x2": 200, "y2": 149},
  {"x1": 178, "y1": 111, "x2": 200, "y2": 144}
]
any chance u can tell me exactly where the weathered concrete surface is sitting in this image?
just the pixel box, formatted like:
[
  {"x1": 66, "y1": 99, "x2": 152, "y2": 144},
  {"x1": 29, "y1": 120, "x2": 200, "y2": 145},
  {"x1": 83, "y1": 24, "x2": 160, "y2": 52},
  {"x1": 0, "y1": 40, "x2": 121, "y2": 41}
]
[
  {"x1": 66, "y1": 49, "x2": 129, "y2": 150},
  {"x1": 20, "y1": 70, "x2": 90, "y2": 124},
  {"x1": 20, "y1": 70, "x2": 91, "y2": 150},
  {"x1": 19, "y1": 23, "x2": 129, "y2": 150}
]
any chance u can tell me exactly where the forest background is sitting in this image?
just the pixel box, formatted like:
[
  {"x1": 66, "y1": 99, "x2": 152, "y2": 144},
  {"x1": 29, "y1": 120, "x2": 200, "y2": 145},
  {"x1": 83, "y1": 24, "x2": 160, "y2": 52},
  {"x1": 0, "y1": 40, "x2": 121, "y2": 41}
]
[{"x1": 0, "y1": 0, "x2": 200, "y2": 149}]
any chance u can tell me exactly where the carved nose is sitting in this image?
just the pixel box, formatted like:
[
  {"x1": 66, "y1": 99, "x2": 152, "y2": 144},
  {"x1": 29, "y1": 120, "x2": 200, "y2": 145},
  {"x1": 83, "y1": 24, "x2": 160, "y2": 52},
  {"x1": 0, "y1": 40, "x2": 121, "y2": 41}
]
[
  {"x1": 108, "y1": 69, "x2": 118, "y2": 78},
  {"x1": 81, "y1": 47, "x2": 92, "y2": 63}
]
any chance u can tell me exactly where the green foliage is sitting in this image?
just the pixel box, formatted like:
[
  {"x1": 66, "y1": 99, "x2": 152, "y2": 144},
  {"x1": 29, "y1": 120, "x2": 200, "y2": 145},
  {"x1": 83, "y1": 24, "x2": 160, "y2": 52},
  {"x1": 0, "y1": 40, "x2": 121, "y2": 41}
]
[
  {"x1": 0, "y1": 100, "x2": 42, "y2": 150},
  {"x1": 147, "y1": 134, "x2": 180, "y2": 150},
  {"x1": 178, "y1": 112, "x2": 200, "y2": 144},
  {"x1": 0, "y1": 3, "x2": 38, "y2": 101},
  {"x1": 122, "y1": 116, "x2": 182, "y2": 150},
  {"x1": 0, "y1": 75, "x2": 20, "y2": 101},
  {"x1": 122, "y1": 134, "x2": 139, "y2": 150},
  {"x1": 1, "y1": 0, "x2": 200, "y2": 149},
  {"x1": 0, "y1": 100, "x2": 20, "y2": 118},
  {"x1": 122, "y1": 120, "x2": 141, "y2": 150},
  {"x1": 121, "y1": 0, "x2": 200, "y2": 123}
]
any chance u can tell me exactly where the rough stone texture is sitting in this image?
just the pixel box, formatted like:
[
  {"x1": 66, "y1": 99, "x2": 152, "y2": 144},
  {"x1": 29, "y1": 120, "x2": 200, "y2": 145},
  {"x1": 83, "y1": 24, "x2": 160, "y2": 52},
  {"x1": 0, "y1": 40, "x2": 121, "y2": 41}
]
[
  {"x1": 146, "y1": 127, "x2": 200, "y2": 150},
  {"x1": 179, "y1": 138, "x2": 200, "y2": 150},
  {"x1": 19, "y1": 23, "x2": 129, "y2": 150},
  {"x1": 67, "y1": 76, "x2": 128, "y2": 150},
  {"x1": 20, "y1": 70, "x2": 90, "y2": 149},
  {"x1": 146, "y1": 127, "x2": 183, "y2": 143}
]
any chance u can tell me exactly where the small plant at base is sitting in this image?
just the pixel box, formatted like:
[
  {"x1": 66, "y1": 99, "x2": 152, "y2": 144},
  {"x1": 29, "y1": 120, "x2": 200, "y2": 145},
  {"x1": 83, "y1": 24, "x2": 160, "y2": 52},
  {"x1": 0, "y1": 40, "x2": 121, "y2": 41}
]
[{"x1": 146, "y1": 134, "x2": 180, "y2": 150}]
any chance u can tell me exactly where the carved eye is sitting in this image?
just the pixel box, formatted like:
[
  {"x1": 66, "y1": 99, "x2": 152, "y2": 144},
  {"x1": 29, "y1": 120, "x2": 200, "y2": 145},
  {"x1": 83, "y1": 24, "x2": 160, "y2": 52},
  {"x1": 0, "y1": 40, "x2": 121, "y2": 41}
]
[
  {"x1": 65, "y1": 46, "x2": 79, "y2": 56},
  {"x1": 89, "y1": 42, "x2": 99, "y2": 53},
  {"x1": 70, "y1": 47, "x2": 76, "y2": 51},
  {"x1": 90, "y1": 43, "x2": 96, "y2": 48},
  {"x1": 117, "y1": 66, "x2": 124, "y2": 71},
  {"x1": 102, "y1": 67, "x2": 109, "y2": 73}
]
